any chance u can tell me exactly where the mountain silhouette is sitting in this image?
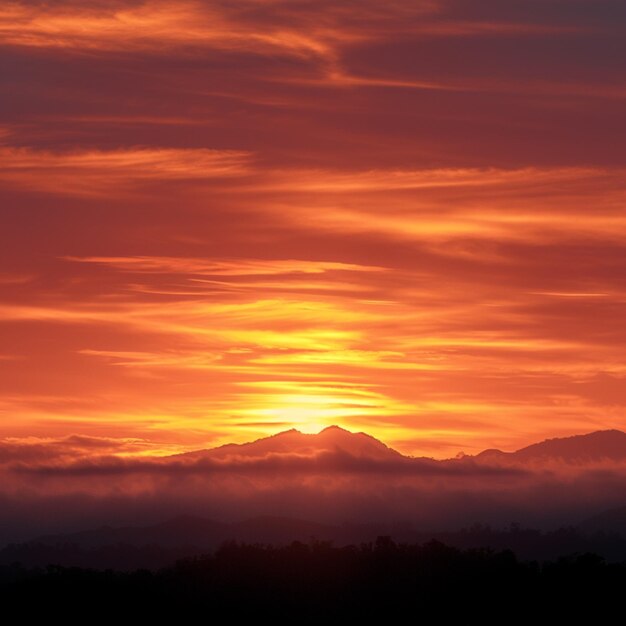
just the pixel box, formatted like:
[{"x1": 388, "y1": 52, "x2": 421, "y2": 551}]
[
  {"x1": 476, "y1": 429, "x2": 626, "y2": 464},
  {"x1": 178, "y1": 425, "x2": 403, "y2": 461},
  {"x1": 174, "y1": 425, "x2": 626, "y2": 466}
]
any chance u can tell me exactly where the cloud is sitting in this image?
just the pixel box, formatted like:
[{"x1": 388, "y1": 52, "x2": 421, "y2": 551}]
[
  {"x1": 3, "y1": 444, "x2": 626, "y2": 545},
  {"x1": 247, "y1": 166, "x2": 626, "y2": 243},
  {"x1": 0, "y1": 0, "x2": 596, "y2": 97},
  {"x1": 0, "y1": 146, "x2": 251, "y2": 195},
  {"x1": 0, "y1": 434, "x2": 169, "y2": 466},
  {"x1": 1, "y1": 231, "x2": 625, "y2": 457},
  {"x1": 10, "y1": 448, "x2": 529, "y2": 478},
  {"x1": 0, "y1": 273, "x2": 33, "y2": 285},
  {"x1": 65, "y1": 256, "x2": 386, "y2": 276},
  {"x1": 0, "y1": 1, "x2": 338, "y2": 57}
]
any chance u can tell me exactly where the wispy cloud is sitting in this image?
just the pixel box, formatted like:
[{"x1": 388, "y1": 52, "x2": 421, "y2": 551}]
[
  {"x1": 0, "y1": 146, "x2": 251, "y2": 195},
  {"x1": 66, "y1": 256, "x2": 385, "y2": 276}
]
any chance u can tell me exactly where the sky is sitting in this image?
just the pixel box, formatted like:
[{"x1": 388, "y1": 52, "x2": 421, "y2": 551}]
[{"x1": 0, "y1": 0, "x2": 625, "y2": 460}]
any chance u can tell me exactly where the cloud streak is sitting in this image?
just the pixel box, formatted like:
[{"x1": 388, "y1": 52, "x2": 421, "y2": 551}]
[{"x1": 0, "y1": 146, "x2": 251, "y2": 195}]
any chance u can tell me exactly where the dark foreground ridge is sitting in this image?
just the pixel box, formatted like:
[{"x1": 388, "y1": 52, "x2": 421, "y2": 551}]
[
  {"x1": 5, "y1": 517, "x2": 626, "y2": 569},
  {"x1": 1, "y1": 539, "x2": 624, "y2": 623}
]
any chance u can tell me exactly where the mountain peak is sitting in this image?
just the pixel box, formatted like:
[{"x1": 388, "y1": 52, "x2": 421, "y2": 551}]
[
  {"x1": 182, "y1": 424, "x2": 402, "y2": 461},
  {"x1": 320, "y1": 425, "x2": 348, "y2": 433}
]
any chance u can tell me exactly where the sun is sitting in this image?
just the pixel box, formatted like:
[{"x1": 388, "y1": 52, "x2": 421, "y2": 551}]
[{"x1": 235, "y1": 392, "x2": 358, "y2": 434}]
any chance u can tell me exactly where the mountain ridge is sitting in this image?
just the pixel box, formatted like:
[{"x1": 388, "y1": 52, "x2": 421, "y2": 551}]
[
  {"x1": 9, "y1": 511, "x2": 626, "y2": 570},
  {"x1": 173, "y1": 425, "x2": 626, "y2": 465},
  {"x1": 475, "y1": 429, "x2": 626, "y2": 464}
]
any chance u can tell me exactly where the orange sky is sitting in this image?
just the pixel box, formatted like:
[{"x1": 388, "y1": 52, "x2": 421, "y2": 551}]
[{"x1": 0, "y1": 0, "x2": 625, "y2": 458}]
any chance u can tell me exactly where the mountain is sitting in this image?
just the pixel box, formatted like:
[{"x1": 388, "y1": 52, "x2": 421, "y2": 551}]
[
  {"x1": 177, "y1": 425, "x2": 403, "y2": 462},
  {"x1": 171, "y1": 425, "x2": 626, "y2": 468},
  {"x1": 169, "y1": 425, "x2": 626, "y2": 467},
  {"x1": 476, "y1": 430, "x2": 626, "y2": 465}
]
